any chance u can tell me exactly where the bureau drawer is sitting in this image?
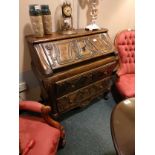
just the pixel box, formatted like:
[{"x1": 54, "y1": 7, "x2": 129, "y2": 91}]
[
  {"x1": 57, "y1": 77, "x2": 111, "y2": 113},
  {"x1": 56, "y1": 61, "x2": 117, "y2": 97}
]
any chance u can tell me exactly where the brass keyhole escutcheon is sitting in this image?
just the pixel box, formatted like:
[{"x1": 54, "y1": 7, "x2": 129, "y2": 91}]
[{"x1": 82, "y1": 45, "x2": 86, "y2": 51}]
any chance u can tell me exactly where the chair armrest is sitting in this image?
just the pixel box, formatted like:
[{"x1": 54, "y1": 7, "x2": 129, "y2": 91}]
[
  {"x1": 19, "y1": 101, "x2": 43, "y2": 113},
  {"x1": 116, "y1": 67, "x2": 125, "y2": 77},
  {"x1": 116, "y1": 70, "x2": 121, "y2": 77},
  {"x1": 19, "y1": 101, "x2": 66, "y2": 147},
  {"x1": 112, "y1": 63, "x2": 120, "y2": 80},
  {"x1": 41, "y1": 106, "x2": 65, "y2": 145},
  {"x1": 19, "y1": 101, "x2": 64, "y2": 134}
]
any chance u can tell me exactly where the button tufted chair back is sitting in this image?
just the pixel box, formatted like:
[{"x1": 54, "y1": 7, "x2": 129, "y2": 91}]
[{"x1": 115, "y1": 30, "x2": 135, "y2": 76}]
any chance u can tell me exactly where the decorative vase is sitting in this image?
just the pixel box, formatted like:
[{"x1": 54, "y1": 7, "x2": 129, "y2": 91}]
[
  {"x1": 29, "y1": 4, "x2": 44, "y2": 37},
  {"x1": 85, "y1": 0, "x2": 100, "y2": 31}
]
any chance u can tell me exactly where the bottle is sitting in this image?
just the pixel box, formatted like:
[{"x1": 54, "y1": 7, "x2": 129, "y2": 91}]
[
  {"x1": 41, "y1": 5, "x2": 52, "y2": 35},
  {"x1": 29, "y1": 4, "x2": 44, "y2": 37}
]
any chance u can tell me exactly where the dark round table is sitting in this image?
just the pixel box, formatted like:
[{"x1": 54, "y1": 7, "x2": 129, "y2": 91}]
[{"x1": 110, "y1": 98, "x2": 135, "y2": 155}]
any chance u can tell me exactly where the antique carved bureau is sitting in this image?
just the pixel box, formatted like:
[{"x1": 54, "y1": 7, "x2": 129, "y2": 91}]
[{"x1": 26, "y1": 29, "x2": 118, "y2": 118}]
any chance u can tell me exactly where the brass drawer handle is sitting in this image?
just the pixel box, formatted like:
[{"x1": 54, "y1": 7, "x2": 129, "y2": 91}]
[{"x1": 82, "y1": 45, "x2": 86, "y2": 51}]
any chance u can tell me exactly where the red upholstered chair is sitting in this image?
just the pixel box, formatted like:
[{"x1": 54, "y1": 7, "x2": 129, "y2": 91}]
[
  {"x1": 19, "y1": 101, "x2": 65, "y2": 155},
  {"x1": 114, "y1": 29, "x2": 135, "y2": 99}
]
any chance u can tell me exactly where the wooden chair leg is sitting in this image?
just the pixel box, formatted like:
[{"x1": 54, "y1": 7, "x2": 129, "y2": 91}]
[{"x1": 58, "y1": 137, "x2": 66, "y2": 149}]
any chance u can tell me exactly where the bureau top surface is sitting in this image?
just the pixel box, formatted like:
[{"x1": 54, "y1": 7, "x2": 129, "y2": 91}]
[{"x1": 26, "y1": 28, "x2": 108, "y2": 44}]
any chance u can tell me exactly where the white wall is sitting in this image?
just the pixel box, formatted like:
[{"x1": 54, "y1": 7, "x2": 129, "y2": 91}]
[
  {"x1": 19, "y1": 0, "x2": 135, "y2": 100},
  {"x1": 78, "y1": 0, "x2": 135, "y2": 39}
]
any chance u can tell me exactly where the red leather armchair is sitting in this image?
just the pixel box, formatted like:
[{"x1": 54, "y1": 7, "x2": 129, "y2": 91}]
[
  {"x1": 19, "y1": 101, "x2": 65, "y2": 155},
  {"x1": 114, "y1": 29, "x2": 135, "y2": 99}
]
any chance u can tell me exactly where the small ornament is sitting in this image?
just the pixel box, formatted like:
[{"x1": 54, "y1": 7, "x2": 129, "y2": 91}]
[
  {"x1": 61, "y1": 2, "x2": 76, "y2": 35},
  {"x1": 85, "y1": 0, "x2": 100, "y2": 31}
]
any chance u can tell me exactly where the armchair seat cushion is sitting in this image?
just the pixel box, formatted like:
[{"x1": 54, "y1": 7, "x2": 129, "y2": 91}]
[
  {"x1": 20, "y1": 116, "x2": 60, "y2": 155},
  {"x1": 115, "y1": 74, "x2": 135, "y2": 98}
]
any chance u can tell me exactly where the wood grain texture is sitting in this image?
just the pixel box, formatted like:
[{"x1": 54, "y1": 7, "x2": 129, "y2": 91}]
[
  {"x1": 41, "y1": 105, "x2": 66, "y2": 147},
  {"x1": 26, "y1": 29, "x2": 118, "y2": 117},
  {"x1": 110, "y1": 98, "x2": 135, "y2": 155},
  {"x1": 26, "y1": 28, "x2": 108, "y2": 44}
]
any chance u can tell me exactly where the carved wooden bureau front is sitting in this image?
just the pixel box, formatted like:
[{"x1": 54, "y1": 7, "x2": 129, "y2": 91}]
[{"x1": 26, "y1": 29, "x2": 118, "y2": 118}]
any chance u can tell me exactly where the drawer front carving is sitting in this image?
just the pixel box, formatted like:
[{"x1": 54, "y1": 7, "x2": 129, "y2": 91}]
[
  {"x1": 56, "y1": 61, "x2": 117, "y2": 97},
  {"x1": 57, "y1": 77, "x2": 111, "y2": 113}
]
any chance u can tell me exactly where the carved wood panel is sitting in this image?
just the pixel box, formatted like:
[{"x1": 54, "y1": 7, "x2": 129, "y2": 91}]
[
  {"x1": 57, "y1": 77, "x2": 111, "y2": 113},
  {"x1": 56, "y1": 61, "x2": 117, "y2": 97},
  {"x1": 39, "y1": 32, "x2": 115, "y2": 72},
  {"x1": 26, "y1": 29, "x2": 118, "y2": 117}
]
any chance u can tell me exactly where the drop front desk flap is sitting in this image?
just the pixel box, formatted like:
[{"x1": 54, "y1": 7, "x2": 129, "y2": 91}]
[{"x1": 26, "y1": 29, "x2": 119, "y2": 118}]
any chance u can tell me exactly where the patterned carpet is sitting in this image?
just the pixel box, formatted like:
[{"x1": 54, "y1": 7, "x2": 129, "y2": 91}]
[{"x1": 58, "y1": 93, "x2": 117, "y2": 155}]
